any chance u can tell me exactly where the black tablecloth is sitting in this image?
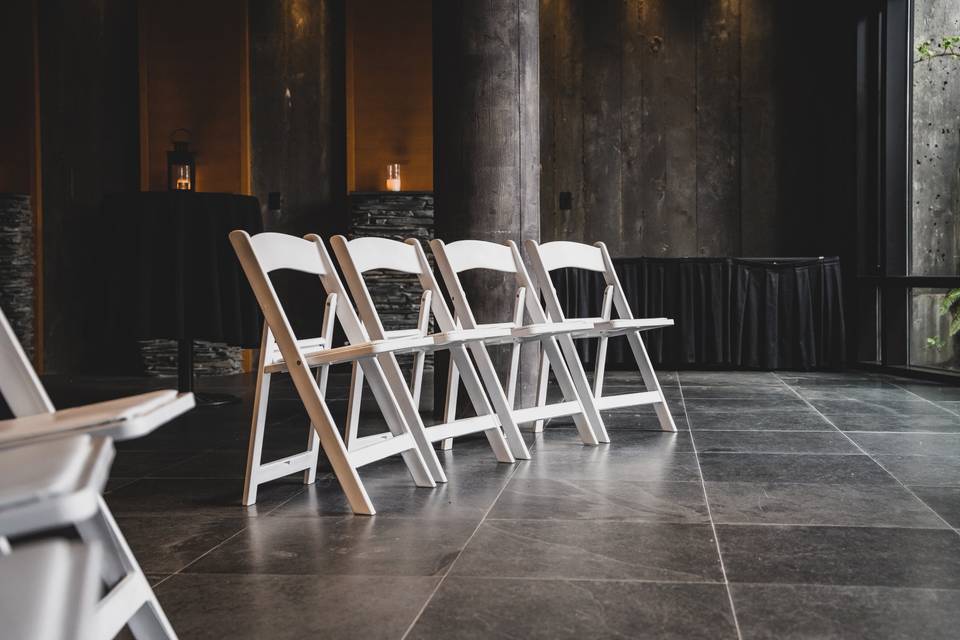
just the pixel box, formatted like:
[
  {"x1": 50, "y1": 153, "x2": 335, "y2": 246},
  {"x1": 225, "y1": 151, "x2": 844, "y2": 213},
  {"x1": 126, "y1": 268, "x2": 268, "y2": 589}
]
[
  {"x1": 552, "y1": 257, "x2": 845, "y2": 370},
  {"x1": 101, "y1": 192, "x2": 263, "y2": 348}
]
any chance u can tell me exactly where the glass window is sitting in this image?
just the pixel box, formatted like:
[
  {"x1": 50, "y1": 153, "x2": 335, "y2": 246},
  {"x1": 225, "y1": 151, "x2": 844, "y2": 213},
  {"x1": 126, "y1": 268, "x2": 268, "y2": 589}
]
[
  {"x1": 910, "y1": 287, "x2": 960, "y2": 371},
  {"x1": 910, "y1": 0, "x2": 960, "y2": 276}
]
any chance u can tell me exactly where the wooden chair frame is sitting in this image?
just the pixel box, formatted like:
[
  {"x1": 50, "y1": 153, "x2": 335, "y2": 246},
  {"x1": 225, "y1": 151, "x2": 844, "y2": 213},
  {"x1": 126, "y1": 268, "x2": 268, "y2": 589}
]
[
  {"x1": 0, "y1": 306, "x2": 193, "y2": 639},
  {"x1": 329, "y1": 235, "x2": 525, "y2": 459},
  {"x1": 524, "y1": 240, "x2": 677, "y2": 432},
  {"x1": 231, "y1": 231, "x2": 440, "y2": 515},
  {"x1": 428, "y1": 238, "x2": 608, "y2": 445}
]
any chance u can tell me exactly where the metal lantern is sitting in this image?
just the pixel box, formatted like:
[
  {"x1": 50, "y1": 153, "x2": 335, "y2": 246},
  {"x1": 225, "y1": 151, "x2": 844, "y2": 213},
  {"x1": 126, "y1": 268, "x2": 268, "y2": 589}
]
[{"x1": 167, "y1": 129, "x2": 196, "y2": 191}]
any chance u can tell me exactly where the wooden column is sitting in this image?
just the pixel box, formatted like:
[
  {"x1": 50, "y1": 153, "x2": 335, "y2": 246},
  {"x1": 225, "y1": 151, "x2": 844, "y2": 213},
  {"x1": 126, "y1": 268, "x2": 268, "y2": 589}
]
[
  {"x1": 249, "y1": 0, "x2": 347, "y2": 238},
  {"x1": 434, "y1": 0, "x2": 541, "y2": 405}
]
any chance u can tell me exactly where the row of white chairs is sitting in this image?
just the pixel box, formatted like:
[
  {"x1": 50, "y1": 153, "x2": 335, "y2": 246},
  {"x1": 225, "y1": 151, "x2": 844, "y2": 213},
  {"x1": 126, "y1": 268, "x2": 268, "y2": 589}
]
[
  {"x1": 232, "y1": 232, "x2": 677, "y2": 516},
  {"x1": 0, "y1": 307, "x2": 194, "y2": 639}
]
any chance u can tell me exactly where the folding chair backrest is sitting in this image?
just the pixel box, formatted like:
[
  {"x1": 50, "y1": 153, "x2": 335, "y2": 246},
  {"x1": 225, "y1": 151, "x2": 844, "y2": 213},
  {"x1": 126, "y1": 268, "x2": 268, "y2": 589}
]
[
  {"x1": 535, "y1": 241, "x2": 607, "y2": 273},
  {"x1": 430, "y1": 238, "x2": 552, "y2": 329},
  {"x1": 438, "y1": 240, "x2": 518, "y2": 274},
  {"x1": 342, "y1": 237, "x2": 424, "y2": 275},
  {"x1": 329, "y1": 236, "x2": 429, "y2": 341},
  {"x1": 0, "y1": 307, "x2": 54, "y2": 418},
  {"x1": 304, "y1": 235, "x2": 387, "y2": 346},
  {"x1": 526, "y1": 239, "x2": 636, "y2": 324}
]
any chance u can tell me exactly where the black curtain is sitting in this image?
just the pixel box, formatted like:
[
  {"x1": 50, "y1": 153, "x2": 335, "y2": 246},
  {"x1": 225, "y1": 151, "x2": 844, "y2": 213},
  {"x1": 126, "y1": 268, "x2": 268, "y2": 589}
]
[{"x1": 551, "y1": 257, "x2": 845, "y2": 370}]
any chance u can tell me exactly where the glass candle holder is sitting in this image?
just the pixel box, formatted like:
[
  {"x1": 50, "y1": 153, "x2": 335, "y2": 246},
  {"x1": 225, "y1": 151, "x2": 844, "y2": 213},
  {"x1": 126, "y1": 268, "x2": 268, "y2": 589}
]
[
  {"x1": 386, "y1": 164, "x2": 401, "y2": 192},
  {"x1": 174, "y1": 164, "x2": 192, "y2": 191}
]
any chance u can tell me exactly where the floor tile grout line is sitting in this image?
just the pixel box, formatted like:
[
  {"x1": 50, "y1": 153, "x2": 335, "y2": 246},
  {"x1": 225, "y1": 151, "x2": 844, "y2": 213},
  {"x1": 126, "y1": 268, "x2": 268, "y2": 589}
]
[
  {"x1": 771, "y1": 373, "x2": 960, "y2": 539},
  {"x1": 399, "y1": 435, "x2": 536, "y2": 639},
  {"x1": 144, "y1": 485, "x2": 308, "y2": 590},
  {"x1": 889, "y1": 381, "x2": 960, "y2": 419},
  {"x1": 677, "y1": 375, "x2": 744, "y2": 640}
]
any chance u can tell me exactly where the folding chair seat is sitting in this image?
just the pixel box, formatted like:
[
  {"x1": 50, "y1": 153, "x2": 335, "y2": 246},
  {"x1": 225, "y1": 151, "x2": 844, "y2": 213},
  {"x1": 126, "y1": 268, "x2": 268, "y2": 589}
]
[
  {"x1": 427, "y1": 238, "x2": 610, "y2": 445},
  {"x1": 524, "y1": 240, "x2": 677, "y2": 432},
  {"x1": 0, "y1": 434, "x2": 177, "y2": 639},
  {"x1": 0, "y1": 306, "x2": 193, "y2": 639},
  {"x1": 231, "y1": 231, "x2": 442, "y2": 514},
  {"x1": 0, "y1": 539, "x2": 102, "y2": 640},
  {"x1": 329, "y1": 235, "x2": 527, "y2": 459}
]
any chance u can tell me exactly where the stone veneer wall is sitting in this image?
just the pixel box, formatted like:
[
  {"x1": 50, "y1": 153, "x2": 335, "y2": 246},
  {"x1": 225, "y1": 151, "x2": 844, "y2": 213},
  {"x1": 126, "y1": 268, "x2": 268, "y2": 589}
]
[
  {"x1": 0, "y1": 194, "x2": 35, "y2": 361},
  {"x1": 348, "y1": 192, "x2": 435, "y2": 332},
  {"x1": 349, "y1": 192, "x2": 435, "y2": 381},
  {"x1": 139, "y1": 339, "x2": 242, "y2": 377}
]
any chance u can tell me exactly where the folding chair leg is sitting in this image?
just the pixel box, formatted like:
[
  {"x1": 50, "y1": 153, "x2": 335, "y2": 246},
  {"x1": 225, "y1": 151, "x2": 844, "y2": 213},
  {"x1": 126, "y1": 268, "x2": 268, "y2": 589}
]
[
  {"x1": 439, "y1": 359, "x2": 459, "y2": 451},
  {"x1": 77, "y1": 497, "x2": 177, "y2": 640},
  {"x1": 304, "y1": 364, "x2": 330, "y2": 484},
  {"x1": 301, "y1": 396, "x2": 379, "y2": 514},
  {"x1": 506, "y1": 341, "x2": 521, "y2": 408},
  {"x1": 593, "y1": 334, "x2": 609, "y2": 398},
  {"x1": 558, "y1": 334, "x2": 610, "y2": 442},
  {"x1": 532, "y1": 348, "x2": 550, "y2": 433},
  {"x1": 544, "y1": 336, "x2": 604, "y2": 445},
  {"x1": 410, "y1": 351, "x2": 426, "y2": 408},
  {"x1": 465, "y1": 342, "x2": 532, "y2": 459},
  {"x1": 242, "y1": 369, "x2": 271, "y2": 506},
  {"x1": 627, "y1": 332, "x2": 677, "y2": 432},
  {"x1": 362, "y1": 355, "x2": 445, "y2": 484},
  {"x1": 344, "y1": 362, "x2": 364, "y2": 448},
  {"x1": 449, "y1": 344, "x2": 516, "y2": 463}
]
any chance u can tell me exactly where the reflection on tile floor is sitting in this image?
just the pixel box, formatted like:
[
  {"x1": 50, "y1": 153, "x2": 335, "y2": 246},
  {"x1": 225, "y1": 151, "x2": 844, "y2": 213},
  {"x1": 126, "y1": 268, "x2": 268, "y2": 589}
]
[{"x1": 42, "y1": 369, "x2": 960, "y2": 639}]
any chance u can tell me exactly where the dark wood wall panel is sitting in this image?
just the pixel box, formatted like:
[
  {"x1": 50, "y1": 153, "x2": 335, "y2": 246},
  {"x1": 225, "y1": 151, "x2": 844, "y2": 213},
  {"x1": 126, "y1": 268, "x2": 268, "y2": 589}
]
[
  {"x1": 640, "y1": 0, "x2": 698, "y2": 257},
  {"x1": 580, "y1": 0, "x2": 622, "y2": 252},
  {"x1": 696, "y1": 0, "x2": 741, "y2": 256},
  {"x1": 541, "y1": 0, "x2": 857, "y2": 260},
  {"x1": 738, "y1": 0, "x2": 778, "y2": 255}
]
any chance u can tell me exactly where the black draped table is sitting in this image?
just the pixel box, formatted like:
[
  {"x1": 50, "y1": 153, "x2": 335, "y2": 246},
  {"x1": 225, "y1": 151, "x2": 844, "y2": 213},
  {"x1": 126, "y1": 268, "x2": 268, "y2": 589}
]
[
  {"x1": 552, "y1": 256, "x2": 845, "y2": 370},
  {"x1": 101, "y1": 192, "x2": 263, "y2": 397}
]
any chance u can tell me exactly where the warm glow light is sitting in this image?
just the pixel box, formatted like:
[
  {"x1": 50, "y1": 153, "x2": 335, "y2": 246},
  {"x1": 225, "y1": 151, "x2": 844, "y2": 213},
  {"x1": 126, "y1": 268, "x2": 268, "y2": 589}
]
[
  {"x1": 175, "y1": 165, "x2": 192, "y2": 190},
  {"x1": 386, "y1": 163, "x2": 401, "y2": 191}
]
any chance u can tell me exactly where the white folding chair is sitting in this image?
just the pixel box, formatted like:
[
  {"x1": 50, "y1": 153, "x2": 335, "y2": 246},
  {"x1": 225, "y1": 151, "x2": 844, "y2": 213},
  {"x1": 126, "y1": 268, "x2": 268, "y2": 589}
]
[
  {"x1": 231, "y1": 231, "x2": 439, "y2": 515},
  {"x1": 525, "y1": 240, "x2": 677, "y2": 432},
  {"x1": 0, "y1": 306, "x2": 193, "y2": 639},
  {"x1": 0, "y1": 539, "x2": 102, "y2": 640},
  {"x1": 428, "y1": 238, "x2": 609, "y2": 445},
  {"x1": 329, "y1": 235, "x2": 526, "y2": 459},
  {"x1": 0, "y1": 436, "x2": 162, "y2": 640}
]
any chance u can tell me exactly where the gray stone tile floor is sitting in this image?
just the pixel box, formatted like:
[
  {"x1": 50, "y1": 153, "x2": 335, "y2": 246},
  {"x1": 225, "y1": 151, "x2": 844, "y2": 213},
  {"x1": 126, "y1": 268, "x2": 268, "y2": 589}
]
[{"x1": 40, "y1": 368, "x2": 960, "y2": 639}]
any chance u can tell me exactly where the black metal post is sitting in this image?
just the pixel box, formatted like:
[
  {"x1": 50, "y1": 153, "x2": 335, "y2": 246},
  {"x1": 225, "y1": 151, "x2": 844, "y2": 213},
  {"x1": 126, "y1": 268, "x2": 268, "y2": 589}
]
[{"x1": 177, "y1": 338, "x2": 194, "y2": 393}]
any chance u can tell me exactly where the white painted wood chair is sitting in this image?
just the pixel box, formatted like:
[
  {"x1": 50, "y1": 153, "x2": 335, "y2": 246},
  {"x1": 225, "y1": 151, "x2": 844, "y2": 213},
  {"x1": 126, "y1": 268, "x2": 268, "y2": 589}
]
[
  {"x1": 428, "y1": 238, "x2": 609, "y2": 445},
  {"x1": 231, "y1": 231, "x2": 440, "y2": 514},
  {"x1": 0, "y1": 311, "x2": 194, "y2": 640},
  {"x1": 329, "y1": 235, "x2": 526, "y2": 459},
  {"x1": 524, "y1": 240, "x2": 677, "y2": 432},
  {"x1": 0, "y1": 539, "x2": 102, "y2": 640},
  {"x1": 0, "y1": 306, "x2": 194, "y2": 639}
]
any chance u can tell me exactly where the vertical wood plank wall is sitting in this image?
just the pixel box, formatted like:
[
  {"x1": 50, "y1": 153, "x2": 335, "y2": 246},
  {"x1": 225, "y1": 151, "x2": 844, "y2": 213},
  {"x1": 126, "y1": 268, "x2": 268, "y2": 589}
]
[{"x1": 540, "y1": 0, "x2": 858, "y2": 258}]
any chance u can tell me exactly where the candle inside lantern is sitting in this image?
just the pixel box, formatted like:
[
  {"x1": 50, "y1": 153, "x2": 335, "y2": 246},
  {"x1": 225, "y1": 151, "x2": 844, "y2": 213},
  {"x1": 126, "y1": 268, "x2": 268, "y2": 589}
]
[
  {"x1": 386, "y1": 164, "x2": 401, "y2": 192},
  {"x1": 175, "y1": 165, "x2": 192, "y2": 191}
]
